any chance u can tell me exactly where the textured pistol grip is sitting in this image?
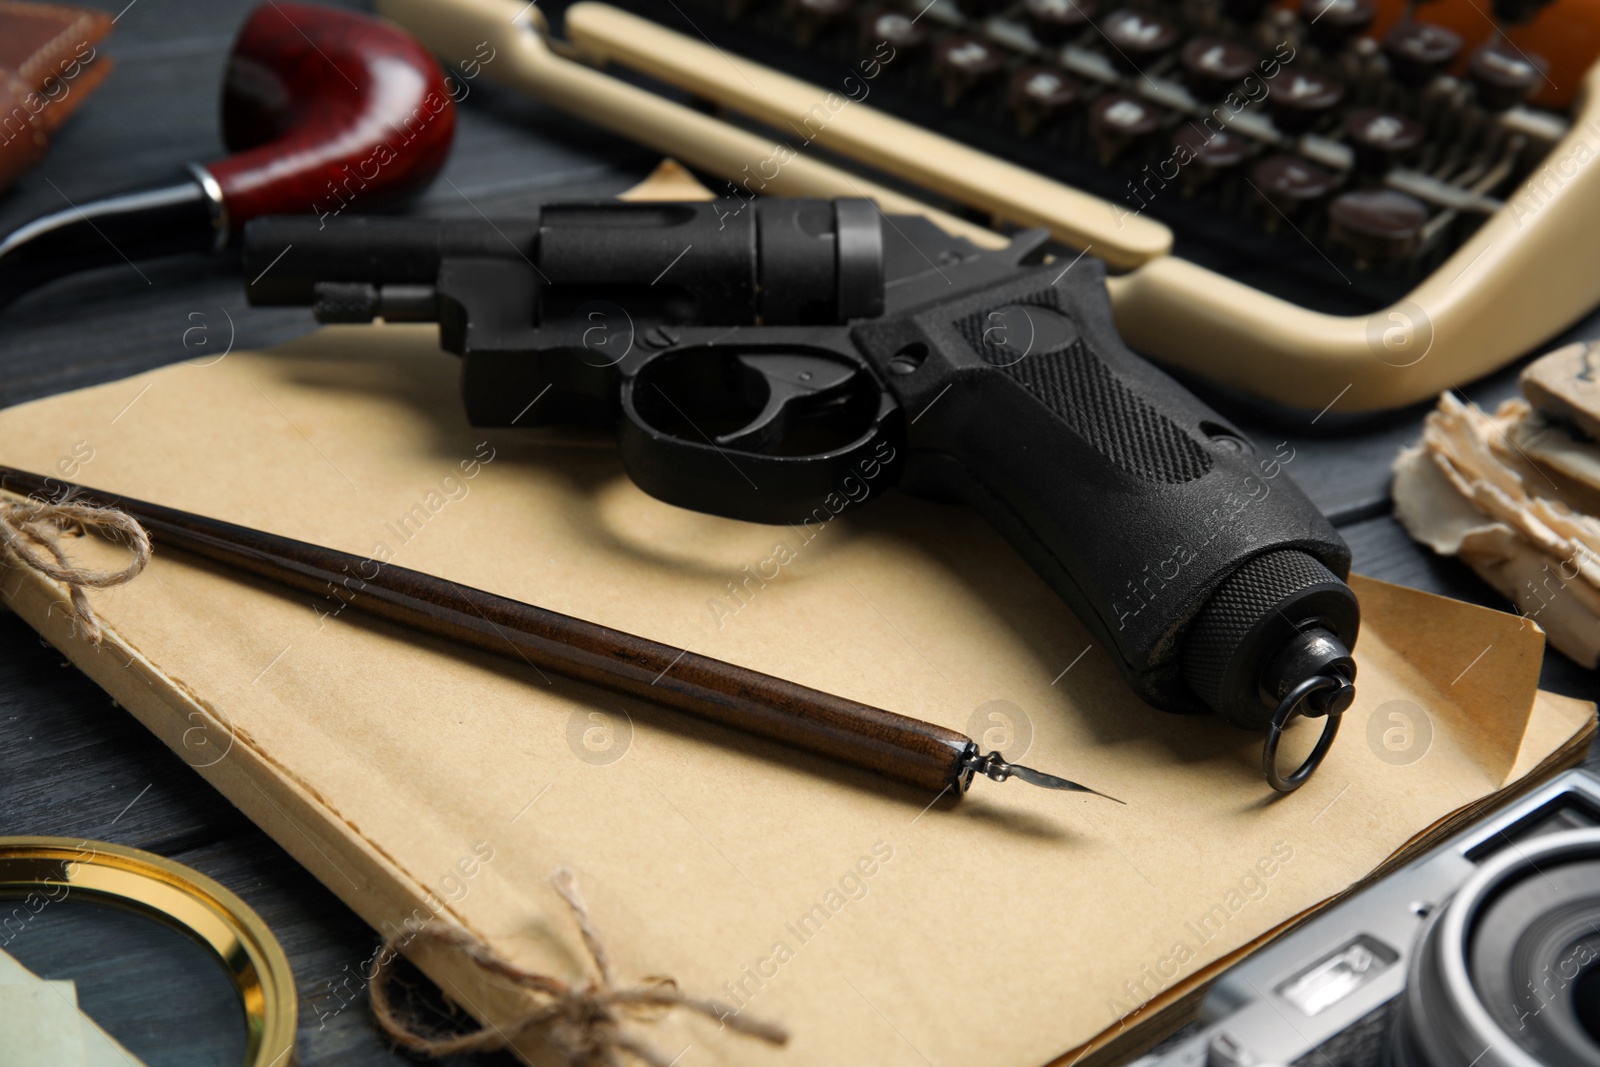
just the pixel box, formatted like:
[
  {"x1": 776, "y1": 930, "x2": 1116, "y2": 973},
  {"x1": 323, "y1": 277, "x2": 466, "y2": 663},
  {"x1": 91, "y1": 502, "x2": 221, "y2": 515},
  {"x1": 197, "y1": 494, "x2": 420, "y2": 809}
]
[
  {"x1": 861, "y1": 253, "x2": 1355, "y2": 719},
  {"x1": 988, "y1": 336, "x2": 1212, "y2": 485}
]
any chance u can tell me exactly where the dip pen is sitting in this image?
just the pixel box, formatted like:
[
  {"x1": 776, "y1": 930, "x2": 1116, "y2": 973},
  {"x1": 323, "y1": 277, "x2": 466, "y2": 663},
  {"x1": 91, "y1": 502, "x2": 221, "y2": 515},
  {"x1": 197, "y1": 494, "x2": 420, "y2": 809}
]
[{"x1": 0, "y1": 467, "x2": 1120, "y2": 804}]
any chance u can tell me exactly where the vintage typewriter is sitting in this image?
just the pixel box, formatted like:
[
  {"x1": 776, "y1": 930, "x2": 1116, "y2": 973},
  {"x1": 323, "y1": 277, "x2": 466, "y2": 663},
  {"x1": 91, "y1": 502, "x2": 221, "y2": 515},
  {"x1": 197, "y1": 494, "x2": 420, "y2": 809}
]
[{"x1": 377, "y1": 0, "x2": 1600, "y2": 412}]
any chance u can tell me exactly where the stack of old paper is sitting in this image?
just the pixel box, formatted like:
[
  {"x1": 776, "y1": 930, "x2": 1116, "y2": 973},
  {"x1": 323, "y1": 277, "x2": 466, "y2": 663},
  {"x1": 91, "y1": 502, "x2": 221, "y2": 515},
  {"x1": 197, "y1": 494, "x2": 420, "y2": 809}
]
[
  {"x1": 0, "y1": 321, "x2": 1593, "y2": 1066},
  {"x1": 1394, "y1": 342, "x2": 1600, "y2": 669}
]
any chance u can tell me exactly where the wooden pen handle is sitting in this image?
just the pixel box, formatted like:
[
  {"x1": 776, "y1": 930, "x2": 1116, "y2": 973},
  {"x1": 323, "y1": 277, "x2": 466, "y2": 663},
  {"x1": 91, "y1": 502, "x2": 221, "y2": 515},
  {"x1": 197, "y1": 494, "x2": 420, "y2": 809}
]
[{"x1": 0, "y1": 469, "x2": 973, "y2": 794}]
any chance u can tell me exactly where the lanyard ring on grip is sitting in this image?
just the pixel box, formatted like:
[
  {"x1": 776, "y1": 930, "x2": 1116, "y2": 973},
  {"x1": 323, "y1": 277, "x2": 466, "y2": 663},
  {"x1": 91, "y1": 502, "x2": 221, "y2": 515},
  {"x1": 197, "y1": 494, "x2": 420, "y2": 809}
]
[{"x1": 1263, "y1": 674, "x2": 1348, "y2": 793}]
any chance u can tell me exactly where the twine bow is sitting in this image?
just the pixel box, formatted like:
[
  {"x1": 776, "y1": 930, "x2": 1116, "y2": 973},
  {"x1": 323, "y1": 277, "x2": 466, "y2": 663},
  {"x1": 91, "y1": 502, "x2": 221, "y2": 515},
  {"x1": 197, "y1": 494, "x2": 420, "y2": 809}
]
[
  {"x1": 0, "y1": 495, "x2": 151, "y2": 643},
  {"x1": 371, "y1": 868, "x2": 789, "y2": 1066}
]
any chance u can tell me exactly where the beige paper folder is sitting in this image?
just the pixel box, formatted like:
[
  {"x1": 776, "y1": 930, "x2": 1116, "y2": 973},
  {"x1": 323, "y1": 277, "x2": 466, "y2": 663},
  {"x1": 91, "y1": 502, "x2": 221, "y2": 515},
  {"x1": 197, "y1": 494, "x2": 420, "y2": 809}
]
[{"x1": 0, "y1": 324, "x2": 1592, "y2": 1066}]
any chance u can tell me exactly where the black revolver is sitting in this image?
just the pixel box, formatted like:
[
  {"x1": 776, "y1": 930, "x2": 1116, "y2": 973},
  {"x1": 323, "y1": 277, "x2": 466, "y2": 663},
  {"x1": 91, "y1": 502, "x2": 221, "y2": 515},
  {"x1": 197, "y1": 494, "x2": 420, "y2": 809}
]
[{"x1": 243, "y1": 199, "x2": 1358, "y2": 791}]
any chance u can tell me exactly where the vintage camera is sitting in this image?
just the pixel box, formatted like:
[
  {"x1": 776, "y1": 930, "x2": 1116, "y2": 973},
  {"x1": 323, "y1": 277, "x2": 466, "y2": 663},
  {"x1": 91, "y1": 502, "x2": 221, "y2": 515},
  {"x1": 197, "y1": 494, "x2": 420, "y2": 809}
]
[{"x1": 1135, "y1": 770, "x2": 1600, "y2": 1067}]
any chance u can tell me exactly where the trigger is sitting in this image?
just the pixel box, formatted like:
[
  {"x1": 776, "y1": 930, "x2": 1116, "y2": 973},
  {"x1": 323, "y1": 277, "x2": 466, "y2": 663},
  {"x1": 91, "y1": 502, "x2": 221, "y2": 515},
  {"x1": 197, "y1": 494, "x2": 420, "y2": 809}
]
[{"x1": 716, "y1": 353, "x2": 859, "y2": 451}]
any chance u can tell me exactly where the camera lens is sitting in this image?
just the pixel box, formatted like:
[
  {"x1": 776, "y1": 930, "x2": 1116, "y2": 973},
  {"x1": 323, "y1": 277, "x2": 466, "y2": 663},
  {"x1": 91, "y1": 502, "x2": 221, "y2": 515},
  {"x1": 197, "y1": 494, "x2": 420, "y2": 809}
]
[
  {"x1": 1471, "y1": 858, "x2": 1600, "y2": 1065},
  {"x1": 1395, "y1": 829, "x2": 1600, "y2": 1067},
  {"x1": 1577, "y1": 964, "x2": 1600, "y2": 1047}
]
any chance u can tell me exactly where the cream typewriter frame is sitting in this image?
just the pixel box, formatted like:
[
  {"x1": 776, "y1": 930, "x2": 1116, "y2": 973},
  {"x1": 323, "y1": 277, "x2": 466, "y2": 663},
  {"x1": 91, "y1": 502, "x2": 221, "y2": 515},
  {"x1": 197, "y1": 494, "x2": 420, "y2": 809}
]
[{"x1": 377, "y1": 0, "x2": 1600, "y2": 413}]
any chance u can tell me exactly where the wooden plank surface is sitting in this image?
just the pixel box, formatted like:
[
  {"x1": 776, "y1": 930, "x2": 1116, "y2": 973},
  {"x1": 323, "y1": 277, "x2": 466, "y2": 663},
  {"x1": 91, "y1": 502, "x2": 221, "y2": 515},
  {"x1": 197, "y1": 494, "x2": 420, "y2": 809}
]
[{"x1": 0, "y1": 1, "x2": 1593, "y2": 1064}]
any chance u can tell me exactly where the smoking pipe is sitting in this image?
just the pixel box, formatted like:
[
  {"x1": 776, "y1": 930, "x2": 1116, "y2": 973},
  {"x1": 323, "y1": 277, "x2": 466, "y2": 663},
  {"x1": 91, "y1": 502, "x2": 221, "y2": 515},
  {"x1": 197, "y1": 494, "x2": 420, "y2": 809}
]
[{"x1": 0, "y1": 1, "x2": 456, "y2": 306}]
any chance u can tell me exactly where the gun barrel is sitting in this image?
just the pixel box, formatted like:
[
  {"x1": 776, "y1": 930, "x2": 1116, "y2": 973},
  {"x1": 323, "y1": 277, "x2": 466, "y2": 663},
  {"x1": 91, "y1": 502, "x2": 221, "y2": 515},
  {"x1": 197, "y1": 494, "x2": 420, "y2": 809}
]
[
  {"x1": 242, "y1": 199, "x2": 886, "y2": 326},
  {"x1": 537, "y1": 199, "x2": 885, "y2": 323},
  {"x1": 242, "y1": 216, "x2": 539, "y2": 306}
]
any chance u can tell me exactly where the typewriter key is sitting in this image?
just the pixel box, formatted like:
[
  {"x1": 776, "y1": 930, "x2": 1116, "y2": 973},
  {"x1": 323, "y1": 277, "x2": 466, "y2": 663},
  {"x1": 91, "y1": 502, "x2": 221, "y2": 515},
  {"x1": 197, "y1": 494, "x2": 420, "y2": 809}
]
[
  {"x1": 1024, "y1": 0, "x2": 1096, "y2": 44},
  {"x1": 1180, "y1": 37, "x2": 1261, "y2": 99},
  {"x1": 1344, "y1": 108, "x2": 1425, "y2": 171},
  {"x1": 1265, "y1": 70, "x2": 1345, "y2": 133},
  {"x1": 1469, "y1": 42, "x2": 1546, "y2": 110},
  {"x1": 1252, "y1": 155, "x2": 1337, "y2": 215},
  {"x1": 1327, "y1": 188, "x2": 1429, "y2": 260},
  {"x1": 1173, "y1": 125, "x2": 1252, "y2": 188},
  {"x1": 1100, "y1": 9, "x2": 1180, "y2": 72},
  {"x1": 787, "y1": 0, "x2": 854, "y2": 45},
  {"x1": 1009, "y1": 66, "x2": 1082, "y2": 134},
  {"x1": 1090, "y1": 92, "x2": 1164, "y2": 160},
  {"x1": 1301, "y1": 0, "x2": 1375, "y2": 50},
  {"x1": 1383, "y1": 21, "x2": 1464, "y2": 85},
  {"x1": 934, "y1": 36, "x2": 1008, "y2": 104},
  {"x1": 860, "y1": 8, "x2": 929, "y2": 52}
]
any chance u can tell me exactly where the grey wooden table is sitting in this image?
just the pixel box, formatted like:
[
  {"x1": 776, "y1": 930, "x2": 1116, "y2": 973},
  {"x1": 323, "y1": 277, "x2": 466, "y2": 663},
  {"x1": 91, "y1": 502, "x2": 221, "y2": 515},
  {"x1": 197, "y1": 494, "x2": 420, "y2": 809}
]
[{"x1": 0, "y1": 2, "x2": 1593, "y2": 1065}]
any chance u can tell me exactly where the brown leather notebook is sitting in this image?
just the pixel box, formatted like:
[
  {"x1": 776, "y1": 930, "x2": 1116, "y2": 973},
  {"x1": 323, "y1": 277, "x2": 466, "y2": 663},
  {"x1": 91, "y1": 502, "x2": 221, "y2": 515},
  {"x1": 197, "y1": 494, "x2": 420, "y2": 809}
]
[{"x1": 0, "y1": 1, "x2": 114, "y2": 193}]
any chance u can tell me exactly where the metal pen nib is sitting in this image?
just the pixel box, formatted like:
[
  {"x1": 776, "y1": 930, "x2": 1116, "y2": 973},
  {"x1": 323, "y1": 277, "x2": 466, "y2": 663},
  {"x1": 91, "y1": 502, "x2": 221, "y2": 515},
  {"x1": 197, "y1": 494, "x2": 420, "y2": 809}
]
[{"x1": 962, "y1": 750, "x2": 1125, "y2": 803}]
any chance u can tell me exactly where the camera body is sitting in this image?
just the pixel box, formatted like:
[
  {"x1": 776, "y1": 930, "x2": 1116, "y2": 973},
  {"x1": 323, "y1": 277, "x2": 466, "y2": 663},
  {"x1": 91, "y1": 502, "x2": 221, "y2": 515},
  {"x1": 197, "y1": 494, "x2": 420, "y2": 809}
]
[{"x1": 1134, "y1": 771, "x2": 1600, "y2": 1067}]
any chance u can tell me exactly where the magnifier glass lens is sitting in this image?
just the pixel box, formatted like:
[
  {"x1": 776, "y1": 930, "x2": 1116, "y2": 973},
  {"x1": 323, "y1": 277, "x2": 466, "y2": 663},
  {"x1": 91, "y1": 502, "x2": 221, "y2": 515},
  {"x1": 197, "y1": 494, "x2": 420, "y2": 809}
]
[{"x1": 3, "y1": 896, "x2": 249, "y2": 1065}]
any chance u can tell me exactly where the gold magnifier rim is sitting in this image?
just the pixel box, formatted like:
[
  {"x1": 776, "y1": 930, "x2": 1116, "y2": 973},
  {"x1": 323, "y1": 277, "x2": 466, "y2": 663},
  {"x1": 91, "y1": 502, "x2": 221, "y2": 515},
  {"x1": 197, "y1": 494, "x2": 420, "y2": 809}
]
[{"x1": 0, "y1": 835, "x2": 297, "y2": 1066}]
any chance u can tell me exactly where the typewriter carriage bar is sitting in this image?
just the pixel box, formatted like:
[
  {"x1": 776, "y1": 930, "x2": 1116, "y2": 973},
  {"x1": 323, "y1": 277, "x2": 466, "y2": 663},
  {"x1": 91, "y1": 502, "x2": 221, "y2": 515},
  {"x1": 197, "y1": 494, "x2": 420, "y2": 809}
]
[{"x1": 377, "y1": 0, "x2": 1600, "y2": 413}]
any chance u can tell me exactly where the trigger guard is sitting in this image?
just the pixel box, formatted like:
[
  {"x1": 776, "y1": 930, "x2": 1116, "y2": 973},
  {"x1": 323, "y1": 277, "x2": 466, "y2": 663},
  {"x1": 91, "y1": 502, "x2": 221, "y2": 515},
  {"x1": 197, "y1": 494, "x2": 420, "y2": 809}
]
[{"x1": 617, "y1": 380, "x2": 904, "y2": 525}]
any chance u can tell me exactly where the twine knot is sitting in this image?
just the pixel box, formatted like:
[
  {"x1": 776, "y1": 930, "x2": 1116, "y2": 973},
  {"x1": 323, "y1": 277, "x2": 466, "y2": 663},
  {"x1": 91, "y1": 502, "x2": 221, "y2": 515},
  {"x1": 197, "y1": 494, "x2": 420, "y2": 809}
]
[
  {"x1": 371, "y1": 868, "x2": 789, "y2": 1066},
  {"x1": 0, "y1": 494, "x2": 151, "y2": 643}
]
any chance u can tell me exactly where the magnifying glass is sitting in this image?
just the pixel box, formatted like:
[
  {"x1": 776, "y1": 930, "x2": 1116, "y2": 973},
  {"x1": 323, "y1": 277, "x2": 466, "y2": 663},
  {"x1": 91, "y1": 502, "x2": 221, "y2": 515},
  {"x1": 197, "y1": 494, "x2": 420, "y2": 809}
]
[{"x1": 0, "y1": 837, "x2": 296, "y2": 1066}]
